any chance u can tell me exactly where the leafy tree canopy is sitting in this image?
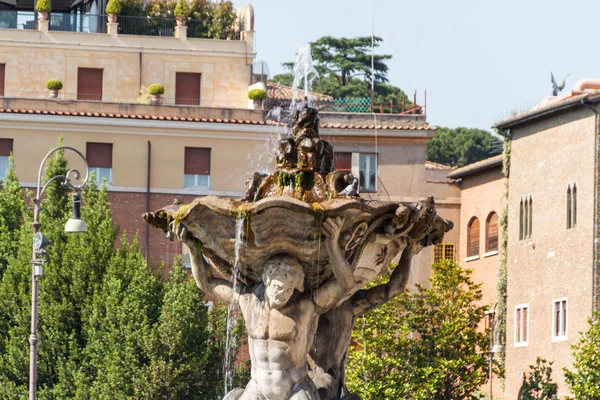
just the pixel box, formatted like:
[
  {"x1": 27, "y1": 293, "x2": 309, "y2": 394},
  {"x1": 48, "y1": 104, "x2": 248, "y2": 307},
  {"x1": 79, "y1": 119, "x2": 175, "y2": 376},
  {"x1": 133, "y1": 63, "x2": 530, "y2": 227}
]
[
  {"x1": 426, "y1": 127, "x2": 503, "y2": 168},
  {"x1": 271, "y1": 36, "x2": 414, "y2": 109},
  {"x1": 519, "y1": 357, "x2": 558, "y2": 400},
  {"x1": 346, "y1": 259, "x2": 491, "y2": 400},
  {"x1": 564, "y1": 311, "x2": 600, "y2": 399}
]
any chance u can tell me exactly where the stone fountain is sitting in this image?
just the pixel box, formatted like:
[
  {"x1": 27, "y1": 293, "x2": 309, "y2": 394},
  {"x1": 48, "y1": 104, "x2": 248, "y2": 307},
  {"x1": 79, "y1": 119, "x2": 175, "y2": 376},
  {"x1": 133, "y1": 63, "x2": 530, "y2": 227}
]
[{"x1": 143, "y1": 103, "x2": 453, "y2": 400}]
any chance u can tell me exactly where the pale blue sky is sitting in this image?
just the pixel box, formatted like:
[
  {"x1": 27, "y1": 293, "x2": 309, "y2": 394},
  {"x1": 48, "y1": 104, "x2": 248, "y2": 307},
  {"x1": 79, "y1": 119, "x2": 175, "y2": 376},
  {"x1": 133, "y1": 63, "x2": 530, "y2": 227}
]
[{"x1": 232, "y1": 0, "x2": 600, "y2": 131}]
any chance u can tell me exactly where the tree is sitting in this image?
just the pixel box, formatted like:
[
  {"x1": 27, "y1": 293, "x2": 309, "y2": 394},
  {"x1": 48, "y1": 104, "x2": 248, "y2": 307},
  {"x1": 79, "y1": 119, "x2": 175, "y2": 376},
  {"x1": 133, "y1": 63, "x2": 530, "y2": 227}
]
[
  {"x1": 0, "y1": 142, "x2": 247, "y2": 399},
  {"x1": 564, "y1": 311, "x2": 600, "y2": 399},
  {"x1": 271, "y1": 36, "x2": 414, "y2": 110},
  {"x1": 426, "y1": 127, "x2": 503, "y2": 168},
  {"x1": 346, "y1": 259, "x2": 490, "y2": 400},
  {"x1": 519, "y1": 357, "x2": 558, "y2": 400}
]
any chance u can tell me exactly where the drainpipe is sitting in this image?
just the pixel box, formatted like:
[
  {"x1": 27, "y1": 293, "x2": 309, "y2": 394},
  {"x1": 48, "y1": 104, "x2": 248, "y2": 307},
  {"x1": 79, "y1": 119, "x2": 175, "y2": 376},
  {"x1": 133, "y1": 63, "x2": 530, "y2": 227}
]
[
  {"x1": 145, "y1": 140, "x2": 151, "y2": 261},
  {"x1": 581, "y1": 98, "x2": 600, "y2": 311},
  {"x1": 139, "y1": 52, "x2": 143, "y2": 90}
]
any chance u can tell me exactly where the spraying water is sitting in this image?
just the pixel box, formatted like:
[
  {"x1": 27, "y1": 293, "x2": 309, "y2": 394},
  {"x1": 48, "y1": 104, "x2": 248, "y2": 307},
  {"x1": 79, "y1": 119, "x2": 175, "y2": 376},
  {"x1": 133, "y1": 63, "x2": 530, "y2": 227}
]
[
  {"x1": 291, "y1": 43, "x2": 319, "y2": 109},
  {"x1": 224, "y1": 216, "x2": 245, "y2": 394}
]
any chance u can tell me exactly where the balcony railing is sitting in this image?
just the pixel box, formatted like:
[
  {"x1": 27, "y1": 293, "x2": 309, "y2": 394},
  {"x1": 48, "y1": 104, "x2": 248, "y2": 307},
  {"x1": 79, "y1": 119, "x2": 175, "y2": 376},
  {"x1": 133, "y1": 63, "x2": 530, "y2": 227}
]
[
  {"x1": 0, "y1": 10, "x2": 36, "y2": 30},
  {"x1": 0, "y1": 10, "x2": 239, "y2": 39},
  {"x1": 0, "y1": 89, "x2": 248, "y2": 109}
]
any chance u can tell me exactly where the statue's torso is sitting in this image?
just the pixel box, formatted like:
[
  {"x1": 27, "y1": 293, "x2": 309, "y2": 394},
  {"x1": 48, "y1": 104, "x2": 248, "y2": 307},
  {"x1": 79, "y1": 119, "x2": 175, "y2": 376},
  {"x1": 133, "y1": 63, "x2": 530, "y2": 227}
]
[{"x1": 240, "y1": 288, "x2": 319, "y2": 399}]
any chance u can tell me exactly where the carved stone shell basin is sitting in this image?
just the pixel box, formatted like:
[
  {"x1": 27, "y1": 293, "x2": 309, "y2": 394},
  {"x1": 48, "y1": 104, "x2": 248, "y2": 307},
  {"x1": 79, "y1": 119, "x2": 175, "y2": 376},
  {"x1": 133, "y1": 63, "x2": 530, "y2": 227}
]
[{"x1": 156, "y1": 195, "x2": 412, "y2": 291}]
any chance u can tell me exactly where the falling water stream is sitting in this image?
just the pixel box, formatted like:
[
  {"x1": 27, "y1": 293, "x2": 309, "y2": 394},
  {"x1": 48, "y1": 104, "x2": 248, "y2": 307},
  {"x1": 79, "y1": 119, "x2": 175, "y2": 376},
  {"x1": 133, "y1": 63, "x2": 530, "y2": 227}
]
[{"x1": 224, "y1": 216, "x2": 245, "y2": 395}]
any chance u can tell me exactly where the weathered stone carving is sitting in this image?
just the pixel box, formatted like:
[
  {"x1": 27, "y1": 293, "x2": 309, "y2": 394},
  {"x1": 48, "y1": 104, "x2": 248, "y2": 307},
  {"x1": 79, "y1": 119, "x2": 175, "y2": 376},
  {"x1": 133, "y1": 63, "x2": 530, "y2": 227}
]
[{"x1": 143, "y1": 106, "x2": 453, "y2": 400}]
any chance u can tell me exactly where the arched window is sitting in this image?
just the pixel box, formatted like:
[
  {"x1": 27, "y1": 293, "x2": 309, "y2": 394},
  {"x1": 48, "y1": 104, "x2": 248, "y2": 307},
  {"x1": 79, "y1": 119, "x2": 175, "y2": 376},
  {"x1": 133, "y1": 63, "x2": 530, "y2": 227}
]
[
  {"x1": 567, "y1": 185, "x2": 572, "y2": 229},
  {"x1": 572, "y1": 184, "x2": 577, "y2": 228},
  {"x1": 519, "y1": 199, "x2": 524, "y2": 240},
  {"x1": 486, "y1": 212, "x2": 499, "y2": 252},
  {"x1": 467, "y1": 217, "x2": 480, "y2": 257}
]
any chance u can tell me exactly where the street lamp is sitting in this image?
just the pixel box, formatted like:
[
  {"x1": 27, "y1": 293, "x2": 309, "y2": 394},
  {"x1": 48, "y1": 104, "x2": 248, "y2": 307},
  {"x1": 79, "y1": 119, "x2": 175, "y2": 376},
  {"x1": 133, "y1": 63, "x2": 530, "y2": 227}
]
[
  {"x1": 29, "y1": 146, "x2": 89, "y2": 400},
  {"x1": 488, "y1": 303, "x2": 505, "y2": 400}
]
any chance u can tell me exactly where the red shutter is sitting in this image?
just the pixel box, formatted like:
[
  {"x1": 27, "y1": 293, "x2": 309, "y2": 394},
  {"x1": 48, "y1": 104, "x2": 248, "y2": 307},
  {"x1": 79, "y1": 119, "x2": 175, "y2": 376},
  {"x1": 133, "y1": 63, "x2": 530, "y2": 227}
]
[
  {"x1": 176, "y1": 73, "x2": 201, "y2": 106},
  {"x1": 0, "y1": 64, "x2": 5, "y2": 97},
  {"x1": 77, "y1": 68, "x2": 103, "y2": 101},
  {"x1": 185, "y1": 147, "x2": 210, "y2": 174},
  {"x1": 0, "y1": 138, "x2": 13, "y2": 156},
  {"x1": 334, "y1": 152, "x2": 352, "y2": 171},
  {"x1": 86, "y1": 142, "x2": 113, "y2": 168}
]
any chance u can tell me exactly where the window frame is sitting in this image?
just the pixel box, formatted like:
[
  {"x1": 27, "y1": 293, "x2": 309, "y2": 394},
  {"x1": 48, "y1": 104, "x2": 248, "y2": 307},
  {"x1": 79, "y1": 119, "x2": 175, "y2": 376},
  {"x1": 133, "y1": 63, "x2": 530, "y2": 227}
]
[
  {"x1": 358, "y1": 152, "x2": 377, "y2": 193},
  {"x1": 86, "y1": 142, "x2": 113, "y2": 184},
  {"x1": 514, "y1": 303, "x2": 529, "y2": 347},
  {"x1": 466, "y1": 216, "x2": 480, "y2": 259},
  {"x1": 432, "y1": 243, "x2": 456, "y2": 263},
  {"x1": 552, "y1": 298, "x2": 568, "y2": 341},
  {"x1": 485, "y1": 211, "x2": 499, "y2": 254}
]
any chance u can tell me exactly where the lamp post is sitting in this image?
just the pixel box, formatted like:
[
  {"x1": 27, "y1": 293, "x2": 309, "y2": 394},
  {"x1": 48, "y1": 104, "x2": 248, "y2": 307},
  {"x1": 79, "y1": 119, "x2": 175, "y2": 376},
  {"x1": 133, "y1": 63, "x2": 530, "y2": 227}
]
[
  {"x1": 29, "y1": 146, "x2": 89, "y2": 400},
  {"x1": 488, "y1": 303, "x2": 505, "y2": 400}
]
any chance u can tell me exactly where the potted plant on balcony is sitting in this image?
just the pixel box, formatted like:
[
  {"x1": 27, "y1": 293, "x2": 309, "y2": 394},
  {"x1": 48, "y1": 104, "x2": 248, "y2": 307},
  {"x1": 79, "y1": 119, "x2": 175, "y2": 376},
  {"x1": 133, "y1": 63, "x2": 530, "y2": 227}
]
[
  {"x1": 46, "y1": 79, "x2": 63, "y2": 99},
  {"x1": 248, "y1": 88, "x2": 266, "y2": 109},
  {"x1": 148, "y1": 83, "x2": 165, "y2": 105},
  {"x1": 174, "y1": 0, "x2": 189, "y2": 26},
  {"x1": 105, "y1": 0, "x2": 122, "y2": 23},
  {"x1": 35, "y1": 0, "x2": 51, "y2": 21}
]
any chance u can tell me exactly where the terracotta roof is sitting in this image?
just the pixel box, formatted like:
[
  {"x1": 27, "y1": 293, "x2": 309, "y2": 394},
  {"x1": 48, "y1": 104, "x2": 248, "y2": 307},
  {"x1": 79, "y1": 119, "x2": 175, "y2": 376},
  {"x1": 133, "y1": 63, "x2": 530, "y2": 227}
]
[
  {"x1": 0, "y1": 108, "x2": 275, "y2": 126},
  {"x1": 267, "y1": 82, "x2": 333, "y2": 101},
  {"x1": 446, "y1": 154, "x2": 503, "y2": 179},
  {"x1": 320, "y1": 122, "x2": 435, "y2": 131},
  {"x1": 425, "y1": 160, "x2": 454, "y2": 170},
  {"x1": 495, "y1": 91, "x2": 600, "y2": 130}
]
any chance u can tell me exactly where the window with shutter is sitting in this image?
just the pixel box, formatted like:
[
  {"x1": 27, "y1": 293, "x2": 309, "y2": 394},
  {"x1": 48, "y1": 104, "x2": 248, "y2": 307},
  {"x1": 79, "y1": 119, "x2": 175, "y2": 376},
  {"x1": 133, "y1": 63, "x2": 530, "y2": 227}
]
[
  {"x1": 467, "y1": 217, "x2": 480, "y2": 257},
  {"x1": 333, "y1": 152, "x2": 352, "y2": 171},
  {"x1": 184, "y1": 147, "x2": 210, "y2": 188},
  {"x1": 486, "y1": 212, "x2": 499, "y2": 252},
  {"x1": 77, "y1": 68, "x2": 103, "y2": 101},
  {"x1": 0, "y1": 64, "x2": 5, "y2": 97},
  {"x1": 176, "y1": 73, "x2": 201, "y2": 106},
  {"x1": 86, "y1": 142, "x2": 112, "y2": 183},
  {"x1": 0, "y1": 138, "x2": 13, "y2": 180}
]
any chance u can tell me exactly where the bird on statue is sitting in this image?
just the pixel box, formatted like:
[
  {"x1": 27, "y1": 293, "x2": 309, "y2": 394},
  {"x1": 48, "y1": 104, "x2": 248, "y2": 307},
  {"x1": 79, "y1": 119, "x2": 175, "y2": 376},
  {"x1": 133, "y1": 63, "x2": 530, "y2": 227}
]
[
  {"x1": 551, "y1": 72, "x2": 570, "y2": 96},
  {"x1": 339, "y1": 177, "x2": 359, "y2": 197}
]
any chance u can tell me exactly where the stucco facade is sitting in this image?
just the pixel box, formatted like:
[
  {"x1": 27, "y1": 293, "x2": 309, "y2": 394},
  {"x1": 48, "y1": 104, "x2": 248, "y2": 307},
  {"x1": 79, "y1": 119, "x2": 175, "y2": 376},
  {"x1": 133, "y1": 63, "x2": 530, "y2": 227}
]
[{"x1": 498, "y1": 101, "x2": 599, "y2": 399}]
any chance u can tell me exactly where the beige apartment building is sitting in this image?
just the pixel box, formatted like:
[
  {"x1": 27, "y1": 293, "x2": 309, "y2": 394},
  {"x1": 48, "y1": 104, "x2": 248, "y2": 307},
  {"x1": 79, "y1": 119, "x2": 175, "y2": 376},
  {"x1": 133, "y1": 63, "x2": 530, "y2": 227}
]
[
  {"x1": 495, "y1": 86, "x2": 600, "y2": 398},
  {"x1": 0, "y1": 5, "x2": 460, "y2": 278}
]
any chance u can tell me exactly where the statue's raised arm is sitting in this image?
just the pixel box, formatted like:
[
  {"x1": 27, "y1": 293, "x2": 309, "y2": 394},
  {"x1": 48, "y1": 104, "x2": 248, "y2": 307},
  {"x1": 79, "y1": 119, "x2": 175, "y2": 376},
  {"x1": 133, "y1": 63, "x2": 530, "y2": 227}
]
[
  {"x1": 183, "y1": 238, "x2": 243, "y2": 305},
  {"x1": 313, "y1": 217, "x2": 356, "y2": 313}
]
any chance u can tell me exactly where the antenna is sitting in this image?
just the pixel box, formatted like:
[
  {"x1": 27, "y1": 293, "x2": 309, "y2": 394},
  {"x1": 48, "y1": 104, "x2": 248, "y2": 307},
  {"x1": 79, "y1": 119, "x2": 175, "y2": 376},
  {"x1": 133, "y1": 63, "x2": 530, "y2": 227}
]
[{"x1": 370, "y1": 0, "x2": 375, "y2": 112}]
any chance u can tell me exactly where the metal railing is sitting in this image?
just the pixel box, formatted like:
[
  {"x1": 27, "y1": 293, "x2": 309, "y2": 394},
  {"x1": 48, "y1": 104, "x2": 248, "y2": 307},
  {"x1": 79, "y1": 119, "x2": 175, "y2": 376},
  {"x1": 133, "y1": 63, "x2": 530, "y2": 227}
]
[
  {"x1": 0, "y1": 10, "x2": 36, "y2": 30},
  {"x1": 0, "y1": 89, "x2": 248, "y2": 109},
  {"x1": 49, "y1": 12, "x2": 106, "y2": 33},
  {"x1": 118, "y1": 15, "x2": 240, "y2": 39}
]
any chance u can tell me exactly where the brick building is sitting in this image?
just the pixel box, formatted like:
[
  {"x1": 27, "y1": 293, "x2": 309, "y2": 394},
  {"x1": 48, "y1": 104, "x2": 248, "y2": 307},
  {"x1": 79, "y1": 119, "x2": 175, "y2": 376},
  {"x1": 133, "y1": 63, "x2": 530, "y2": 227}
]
[{"x1": 494, "y1": 85, "x2": 600, "y2": 398}]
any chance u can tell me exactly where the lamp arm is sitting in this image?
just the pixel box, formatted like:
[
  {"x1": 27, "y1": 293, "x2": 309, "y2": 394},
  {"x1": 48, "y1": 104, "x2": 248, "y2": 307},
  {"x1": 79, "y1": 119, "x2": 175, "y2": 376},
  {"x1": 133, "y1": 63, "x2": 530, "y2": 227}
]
[{"x1": 34, "y1": 146, "x2": 90, "y2": 222}]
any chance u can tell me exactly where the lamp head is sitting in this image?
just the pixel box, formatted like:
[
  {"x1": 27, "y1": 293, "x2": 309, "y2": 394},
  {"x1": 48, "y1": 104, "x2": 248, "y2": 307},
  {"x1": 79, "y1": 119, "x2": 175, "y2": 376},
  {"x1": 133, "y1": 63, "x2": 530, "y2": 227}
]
[
  {"x1": 491, "y1": 343, "x2": 505, "y2": 354},
  {"x1": 65, "y1": 192, "x2": 87, "y2": 233}
]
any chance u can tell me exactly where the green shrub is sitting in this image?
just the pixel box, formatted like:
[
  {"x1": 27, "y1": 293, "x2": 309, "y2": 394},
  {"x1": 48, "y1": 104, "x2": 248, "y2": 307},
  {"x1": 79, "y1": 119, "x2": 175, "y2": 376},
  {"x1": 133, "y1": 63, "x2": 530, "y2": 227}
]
[
  {"x1": 147, "y1": 83, "x2": 165, "y2": 95},
  {"x1": 248, "y1": 88, "x2": 266, "y2": 101},
  {"x1": 105, "y1": 0, "x2": 122, "y2": 14},
  {"x1": 46, "y1": 79, "x2": 63, "y2": 90},
  {"x1": 35, "y1": 0, "x2": 51, "y2": 12},
  {"x1": 174, "y1": 0, "x2": 189, "y2": 18}
]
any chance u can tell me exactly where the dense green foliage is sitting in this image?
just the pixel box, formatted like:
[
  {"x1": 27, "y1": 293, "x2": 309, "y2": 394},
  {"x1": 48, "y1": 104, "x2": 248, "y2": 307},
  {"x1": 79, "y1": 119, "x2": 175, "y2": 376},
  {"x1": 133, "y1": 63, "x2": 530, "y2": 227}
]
[
  {"x1": 271, "y1": 36, "x2": 414, "y2": 110},
  {"x1": 564, "y1": 311, "x2": 600, "y2": 399},
  {"x1": 147, "y1": 83, "x2": 165, "y2": 95},
  {"x1": 105, "y1": 0, "x2": 122, "y2": 14},
  {"x1": 346, "y1": 260, "x2": 490, "y2": 399},
  {"x1": 45, "y1": 80, "x2": 63, "y2": 91},
  {"x1": 248, "y1": 89, "x2": 266, "y2": 100},
  {"x1": 174, "y1": 0, "x2": 190, "y2": 18},
  {"x1": 0, "y1": 145, "x2": 246, "y2": 399},
  {"x1": 426, "y1": 127, "x2": 503, "y2": 168},
  {"x1": 519, "y1": 358, "x2": 558, "y2": 400},
  {"x1": 35, "y1": 0, "x2": 51, "y2": 13}
]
